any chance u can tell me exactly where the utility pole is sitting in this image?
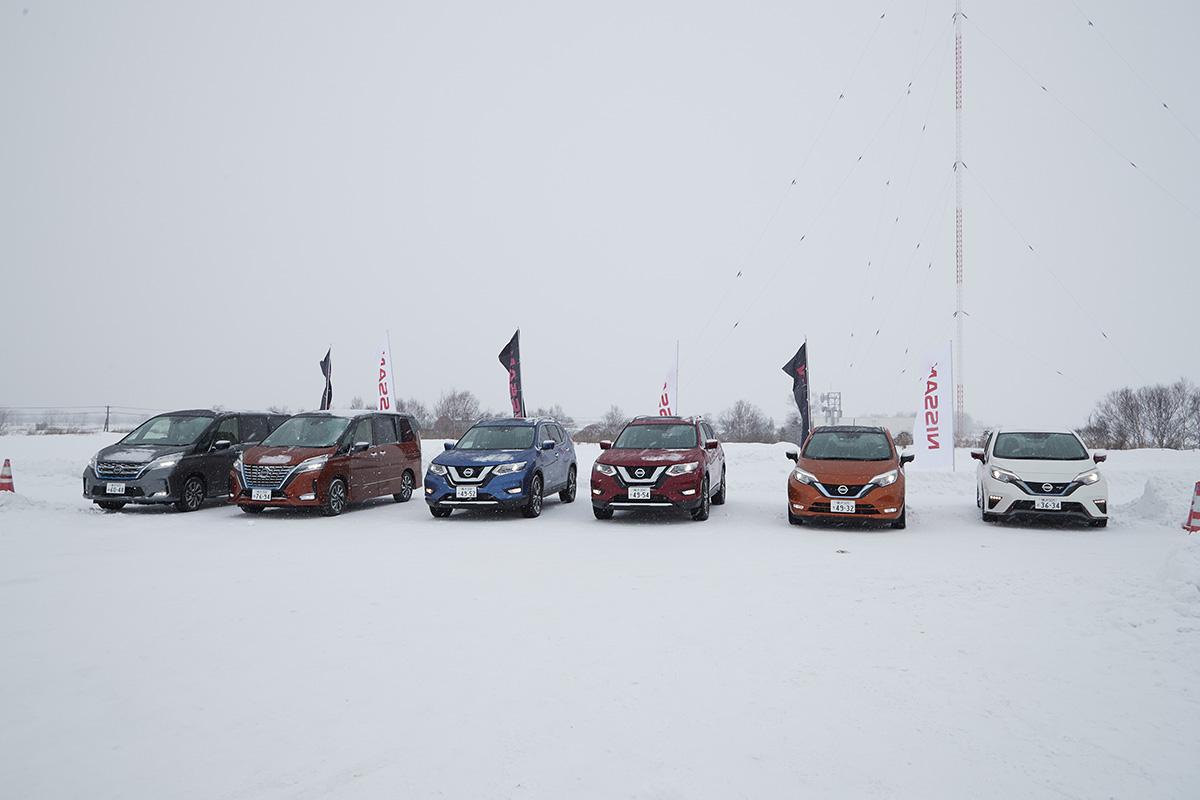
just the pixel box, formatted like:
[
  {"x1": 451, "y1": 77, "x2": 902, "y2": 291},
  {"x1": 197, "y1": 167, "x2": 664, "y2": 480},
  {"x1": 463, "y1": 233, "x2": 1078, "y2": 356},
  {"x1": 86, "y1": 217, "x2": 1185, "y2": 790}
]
[
  {"x1": 954, "y1": 0, "x2": 966, "y2": 442},
  {"x1": 104, "y1": 405, "x2": 111, "y2": 433}
]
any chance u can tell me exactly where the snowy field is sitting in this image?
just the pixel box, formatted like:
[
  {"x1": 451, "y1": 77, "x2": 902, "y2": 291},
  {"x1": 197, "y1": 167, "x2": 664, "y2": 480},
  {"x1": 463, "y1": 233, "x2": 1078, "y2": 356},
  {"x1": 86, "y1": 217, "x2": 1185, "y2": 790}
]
[{"x1": 1, "y1": 433, "x2": 1199, "y2": 799}]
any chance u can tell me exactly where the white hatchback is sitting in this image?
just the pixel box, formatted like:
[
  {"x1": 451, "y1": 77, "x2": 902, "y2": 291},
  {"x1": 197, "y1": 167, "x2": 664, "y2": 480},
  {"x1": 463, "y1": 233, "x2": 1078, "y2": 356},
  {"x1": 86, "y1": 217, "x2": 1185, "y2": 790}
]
[{"x1": 973, "y1": 428, "x2": 1109, "y2": 527}]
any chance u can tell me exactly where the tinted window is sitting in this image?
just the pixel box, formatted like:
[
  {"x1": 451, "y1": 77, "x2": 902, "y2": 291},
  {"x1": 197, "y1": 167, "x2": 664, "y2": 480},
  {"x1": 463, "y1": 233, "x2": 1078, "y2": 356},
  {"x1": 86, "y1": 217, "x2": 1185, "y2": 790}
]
[
  {"x1": 350, "y1": 418, "x2": 374, "y2": 446},
  {"x1": 240, "y1": 415, "x2": 270, "y2": 443},
  {"x1": 397, "y1": 417, "x2": 416, "y2": 443},
  {"x1": 543, "y1": 425, "x2": 562, "y2": 444},
  {"x1": 262, "y1": 416, "x2": 351, "y2": 448},
  {"x1": 551, "y1": 424, "x2": 567, "y2": 443},
  {"x1": 993, "y1": 432, "x2": 1087, "y2": 461},
  {"x1": 123, "y1": 415, "x2": 213, "y2": 447},
  {"x1": 702, "y1": 423, "x2": 716, "y2": 442},
  {"x1": 613, "y1": 424, "x2": 698, "y2": 449},
  {"x1": 803, "y1": 430, "x2": 892, "y2": 461},
  {"x1": 373, "y1": 415, "x2": 399, "y2": 445},
  {"x1": 456, "y1": 425, "x2": 535, "y2": 450}
]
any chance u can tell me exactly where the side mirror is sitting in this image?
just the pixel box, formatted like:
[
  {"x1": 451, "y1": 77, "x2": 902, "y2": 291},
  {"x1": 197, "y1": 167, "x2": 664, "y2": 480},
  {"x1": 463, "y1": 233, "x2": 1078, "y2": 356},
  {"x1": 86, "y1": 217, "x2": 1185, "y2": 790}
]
[
  {"x1": 212, "y1": 439, "x2": 232, "y2": 451},
  {"x1": 704, "y1": 438, "x2": 719, "y2": 450},
  {"x1": 443, "y1": 442, "x2": 456, "y2": 451},
  {"x1": 351, "y1": 441, "x2": 370, "y2": 454},
  {"x1": 599, "y1": 440, "x2": 613, "y2": 450},
  {"x1": 900, "y1": 454, "x2": 915, "y2": 466},
  {"x1": 785, "y1": 449, "x2": 798, "y2": 462},
  {"x1": 970, "y1": 449, "x2": 985, "y2": 462},
  {"x1": 541, "y1": 440, "x2": 555, "y2": 451},
  {"x1": 1093, "y1": 452, "x2": 1107, "y2": 464}
]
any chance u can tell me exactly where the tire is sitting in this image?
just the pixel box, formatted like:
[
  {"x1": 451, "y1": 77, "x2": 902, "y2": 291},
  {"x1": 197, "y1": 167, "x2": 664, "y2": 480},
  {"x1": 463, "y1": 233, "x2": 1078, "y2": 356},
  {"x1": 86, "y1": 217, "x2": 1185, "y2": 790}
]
[
  {"x1": 559, "y1": 466, "x2": 577, "y2": 503},
  {"x1": 321, "y1": 478, "x2": 348, "y2": 517},
  {"x1": 522, "y1": 474, "x2": 544, "y2": 518},
  {"x1": 240, "y1": 504, "x2": 264, "y2": 515},
  {"x1": 712, "y1": 468, "x2": 727, "y2": 505},
  {"x1": 174, "y1": 475, "x2": 205, "y2": 512},
  {"x1": 1089, "y1": 518, "x2": 1109, "y2": 528},
  {"x1": 593, "y1": 505, "x2": 614, "y2": 520},
  {"x1": 96, "y1": 501, "x2": 126, "y2": 512},
  {"x1": 393, "y1": 471, "x2": 415, "y2": 503},
  {"x1": 429, "y1": 505, "x2": 452, "y2": 518},
  {"x1": 690, "y1": 477, "x2": 710, "y2": 521},
  {"x1": 788, "y1": 511, "x2": 803, "y2": 526},
  {"x1": 891, "y1": 506, "x2": 907, "y2": 529}
]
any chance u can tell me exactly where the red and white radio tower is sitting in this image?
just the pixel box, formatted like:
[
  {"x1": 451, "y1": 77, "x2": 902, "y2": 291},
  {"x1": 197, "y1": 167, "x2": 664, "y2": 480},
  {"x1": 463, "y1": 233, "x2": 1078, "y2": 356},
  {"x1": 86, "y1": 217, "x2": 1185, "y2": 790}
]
[{"x1": 953, "y1": 0, "x2": 966, "y2": 441}]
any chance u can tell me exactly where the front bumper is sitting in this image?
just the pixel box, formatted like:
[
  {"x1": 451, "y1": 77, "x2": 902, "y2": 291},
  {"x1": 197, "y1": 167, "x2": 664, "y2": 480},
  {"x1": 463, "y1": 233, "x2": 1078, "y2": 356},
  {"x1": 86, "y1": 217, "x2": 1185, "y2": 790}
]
[
  {"x1": 231, "y1": 468, "x2": 327, "y2": 509},
  {"x1": 424, "y1": 469, "x2": 531, "y2": 510},
  {"x1": 981, "y1": 476, "x2": 1108, "y2": 521},
  {"x1": 589, "y1": 469, "x2": 705, "y2": 513},
  {"x1": 82, "y1": 467, "x2": 179, "y2": 504},
  {"x1": 786, "y1": 479, "x2": 905, "y2": 522}
]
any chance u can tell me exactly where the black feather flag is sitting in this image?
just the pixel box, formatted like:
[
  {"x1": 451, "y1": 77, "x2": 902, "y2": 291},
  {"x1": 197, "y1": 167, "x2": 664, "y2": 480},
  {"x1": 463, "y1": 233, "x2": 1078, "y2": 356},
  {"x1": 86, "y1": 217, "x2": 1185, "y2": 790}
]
[
  {"x1": 498, "y1": 330, "x2": 525, "y2": 417},
  {"x1": 319, "y1": 348, "x2": 333, "y2": 410},
  {"x1": 782, "y1": 343, "x2": 810, "y2": 444}
]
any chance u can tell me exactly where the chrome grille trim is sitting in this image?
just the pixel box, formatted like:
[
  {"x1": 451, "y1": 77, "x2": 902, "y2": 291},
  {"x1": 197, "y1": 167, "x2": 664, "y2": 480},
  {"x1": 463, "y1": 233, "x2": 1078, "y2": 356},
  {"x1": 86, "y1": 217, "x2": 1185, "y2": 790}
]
[
  {"x1": 616, "y1": 466, "x2": 666, "y2": 484},
  {"x1": 243, "y1": 464, "x2": 293, "y2": 490},
  {"x1": 448, "y1": 465, "x2": 493, "y2": 485},
  {"x1": 95, "y1": 462, "x2": 146, "y2": 480}
]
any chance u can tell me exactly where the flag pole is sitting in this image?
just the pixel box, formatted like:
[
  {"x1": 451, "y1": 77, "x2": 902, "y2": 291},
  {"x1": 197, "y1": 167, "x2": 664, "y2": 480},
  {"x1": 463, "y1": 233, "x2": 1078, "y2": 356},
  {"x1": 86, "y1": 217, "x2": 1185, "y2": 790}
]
[{"x1": 675, "y1": 339, "x2": 680, "y2": 415}]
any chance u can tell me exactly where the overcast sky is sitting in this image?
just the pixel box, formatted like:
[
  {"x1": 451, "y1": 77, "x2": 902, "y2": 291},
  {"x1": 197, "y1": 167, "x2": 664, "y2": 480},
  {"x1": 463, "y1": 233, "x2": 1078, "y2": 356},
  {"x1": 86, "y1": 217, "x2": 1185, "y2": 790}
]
[{"x1": 2, "y1": 0, "x2": 1196, "y2": 428}]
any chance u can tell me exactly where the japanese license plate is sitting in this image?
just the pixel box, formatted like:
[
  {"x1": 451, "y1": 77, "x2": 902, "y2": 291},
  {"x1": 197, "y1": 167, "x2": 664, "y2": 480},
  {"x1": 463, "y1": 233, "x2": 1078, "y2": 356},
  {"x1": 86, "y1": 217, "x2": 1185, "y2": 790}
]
[
  {"x1": 629, "y1": 486, "x2": 652, "y2": 500},
  {"x1": 456, "y1": 486, "x2": 478, "y2": 499},
  {"x1": 1034, "y1": 498, "x2": 1062, "y2": 511},
  {"x1": 251, "y1": 489, "x2": 272, "y2": 502},
  {"x1": 830, "y1": 499, "x2": 856, "y2": 514},
  {"x1": 106, "y1": 482, "x2": 125, "y2": 495}
]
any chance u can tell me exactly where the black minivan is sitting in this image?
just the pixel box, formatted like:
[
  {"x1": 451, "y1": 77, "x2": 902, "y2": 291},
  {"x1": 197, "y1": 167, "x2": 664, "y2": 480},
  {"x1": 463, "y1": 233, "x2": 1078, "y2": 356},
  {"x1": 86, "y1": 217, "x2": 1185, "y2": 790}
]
[{"x1": 83, "y1": 409, "x2": 288, "y2": 512}]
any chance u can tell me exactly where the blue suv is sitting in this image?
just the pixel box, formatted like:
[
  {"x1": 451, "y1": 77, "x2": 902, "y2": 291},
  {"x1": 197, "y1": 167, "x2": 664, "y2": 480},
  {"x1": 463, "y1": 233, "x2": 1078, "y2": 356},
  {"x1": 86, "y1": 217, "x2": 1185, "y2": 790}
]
[{"x1": 424, "y1": 418, "x2": 577, "y2": 518}]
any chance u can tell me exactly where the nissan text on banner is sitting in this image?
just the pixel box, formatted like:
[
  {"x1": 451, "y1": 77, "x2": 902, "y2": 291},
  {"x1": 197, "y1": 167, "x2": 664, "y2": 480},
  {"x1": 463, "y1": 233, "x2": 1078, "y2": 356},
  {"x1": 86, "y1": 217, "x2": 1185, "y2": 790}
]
[
  {"x1": 498, "y1": 329, "x2": 526, "y2": 417},
  {"x1": 910, "y1": 343, "x2": 955, "y2": 470},
  {"x1": 658, "y1": 363, "x2": 678, "y2": 416},
  {"x1": 377, "y1": 346, "x2": 396, "y2": 411},
  {"x1": 319, "y1": 348, "x2": 333, "y2": 411},
  {"x1": 782, "y1": 343, "x2": 811, "y2": 445}
]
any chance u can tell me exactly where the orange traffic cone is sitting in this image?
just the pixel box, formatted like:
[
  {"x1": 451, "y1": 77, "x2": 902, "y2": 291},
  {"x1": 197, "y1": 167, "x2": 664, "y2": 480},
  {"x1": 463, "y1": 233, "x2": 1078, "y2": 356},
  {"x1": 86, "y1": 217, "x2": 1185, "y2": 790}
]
[
  {"x1": 1184, "y1": 481, "x2": 1200, "y2": 533},
  {"x1": 0, "y1": 459, "x2": 13, "y2": 493}
]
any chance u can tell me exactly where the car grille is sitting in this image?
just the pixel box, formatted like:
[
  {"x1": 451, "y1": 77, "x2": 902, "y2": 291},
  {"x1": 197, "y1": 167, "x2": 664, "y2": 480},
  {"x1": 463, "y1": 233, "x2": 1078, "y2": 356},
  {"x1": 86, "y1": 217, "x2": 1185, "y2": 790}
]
[
  {"x1": 243, "y1": 464, "x2": 293, "y2": 489},
  {"x1": 95, "y1": 462, "x2": 145, "y2": 480},
  {"x1": 817, "y1": 483, "x2": 868, "y2": 498},
  {"x1": 1023, "y1": 481, "x2": 1075, "y2": 496}
]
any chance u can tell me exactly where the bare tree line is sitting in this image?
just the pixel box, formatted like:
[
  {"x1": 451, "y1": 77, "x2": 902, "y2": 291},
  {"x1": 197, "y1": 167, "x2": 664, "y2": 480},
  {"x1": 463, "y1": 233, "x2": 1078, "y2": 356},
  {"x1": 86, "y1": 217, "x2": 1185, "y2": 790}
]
[{"x1": 1081, "y1": 379, "x2": 1200, "y2": 450}]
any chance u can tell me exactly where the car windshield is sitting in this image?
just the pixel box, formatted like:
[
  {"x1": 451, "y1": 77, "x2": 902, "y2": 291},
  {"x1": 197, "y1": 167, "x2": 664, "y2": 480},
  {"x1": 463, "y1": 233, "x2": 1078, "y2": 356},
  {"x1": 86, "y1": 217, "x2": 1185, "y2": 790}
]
[
  {"x1": 456, "y1": 424, "x2": 535, "y2": 450},
  {"x1": 803, "y1": 430, "x2": 893, "y2": 461},
  {"x1": 122, "y1": 415, "x2": 213, "y2": 447},
  {"x1": 613, "y1": 423, "x2": 698, "y2": 449},
  {"x1": 261, "y1": 416, "x2": 350, "y2": 448},
  {"x1": 993, "y1": 432, "x2": 1088, "y2": 460}
]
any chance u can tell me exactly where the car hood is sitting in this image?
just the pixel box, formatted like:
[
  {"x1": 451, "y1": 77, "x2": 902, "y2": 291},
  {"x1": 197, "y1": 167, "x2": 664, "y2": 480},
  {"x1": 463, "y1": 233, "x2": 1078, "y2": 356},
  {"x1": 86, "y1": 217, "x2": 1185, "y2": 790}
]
[
  {"x1": 95, "y1": 442, "x2": 190, "y2": 464},
  {"x1": 597, "y1": 448, "x2": 701, "y2": 467},
  {"x1": 988, "y1": 457, "x2": 1096, "y2": 482},
  {"x1": 433, "y1": 448, "x2": 536, "y2": 468},
  {"x1": 797, "y1": 457, "x2": 897, "y2": 483},
  {"x1": 243, "y1": 445, "x2": 335, "y2": 466}
]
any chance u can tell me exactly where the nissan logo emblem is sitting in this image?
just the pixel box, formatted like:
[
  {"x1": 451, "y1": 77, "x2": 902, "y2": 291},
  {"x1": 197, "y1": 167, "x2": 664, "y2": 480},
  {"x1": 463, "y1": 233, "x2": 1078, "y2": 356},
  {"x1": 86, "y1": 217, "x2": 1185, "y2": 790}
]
[
  {"x1": 1042, "y1": 483, "x2": 1053, "y2": 492},
  {"x1": 635, "y1": 468, "x2": 646, "y2": 478},
  {"x1": 463, "y1": 468, "x2": 474, "y2": 477},
  {"x1": 838, "y1": 485, "x2": 849, "y2": 495}
]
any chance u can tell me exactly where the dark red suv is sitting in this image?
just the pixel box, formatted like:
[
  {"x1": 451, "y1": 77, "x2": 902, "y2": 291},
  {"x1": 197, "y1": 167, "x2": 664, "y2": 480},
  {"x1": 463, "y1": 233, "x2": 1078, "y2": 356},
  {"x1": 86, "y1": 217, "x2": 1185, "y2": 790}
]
[{"x1": 589, "y1": 416, "x2": 726, "y2": 521}]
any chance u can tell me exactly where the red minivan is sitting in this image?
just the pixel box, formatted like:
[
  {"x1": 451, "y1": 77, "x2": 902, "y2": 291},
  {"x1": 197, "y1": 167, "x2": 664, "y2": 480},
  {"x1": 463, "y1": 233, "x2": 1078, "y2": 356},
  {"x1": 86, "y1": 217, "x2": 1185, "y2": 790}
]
[{"x1": 232, "y1": 410, "x2": 421, "y2": 516}]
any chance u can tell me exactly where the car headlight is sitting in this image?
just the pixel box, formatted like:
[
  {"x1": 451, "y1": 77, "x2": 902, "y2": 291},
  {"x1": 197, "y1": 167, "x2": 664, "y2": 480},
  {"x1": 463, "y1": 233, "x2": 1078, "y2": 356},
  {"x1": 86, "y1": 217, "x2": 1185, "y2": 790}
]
[
  {"x1": 593, "y1": 463, "x2": 617, "y2": 476},
  {"x1": 493, "y1": 461, "x2": 527, "y2": 476},
  {"x1": 790, "y1": 466, "x2": 818, "y2": 484},
  {"x1": 147, "y1": 453, "x2": 183, "y2": 471},
  {"x1": 869, "y1": 469, "x2": 898, "y2": 487},
  {"x1": 666, "y1": 461, "x2": 699, "y2": 476},
  {"x1": 1074, "y1": 469, "x2": 1101, "y2": 485},
  {"x1": 233, "y1": 454, "x2": 243, "y2": 471},
  {"x1": 428, "y1": 463, "x2": 448, "y2": 476},
  {"x1": 296, "y1": 455, "x2": 329, "y2": 473},
  {"x1": 88, "y1": 454, "x2": 98, "y2": 471},
  {"x1": 989, "y1": 466, "x2": 1020, "y2": 483}
]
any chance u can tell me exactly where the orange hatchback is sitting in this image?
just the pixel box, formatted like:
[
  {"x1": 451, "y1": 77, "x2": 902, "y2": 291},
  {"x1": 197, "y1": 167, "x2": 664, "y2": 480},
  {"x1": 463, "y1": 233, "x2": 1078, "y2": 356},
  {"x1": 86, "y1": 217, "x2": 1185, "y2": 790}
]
[{"x1": 785, "y1": 426, "x2": 913, "y2": 528}]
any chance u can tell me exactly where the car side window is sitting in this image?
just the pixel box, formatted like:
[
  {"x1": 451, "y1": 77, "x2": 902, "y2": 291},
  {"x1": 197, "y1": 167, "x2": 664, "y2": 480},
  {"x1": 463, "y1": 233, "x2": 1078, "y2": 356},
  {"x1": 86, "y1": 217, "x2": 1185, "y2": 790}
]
[
  {"x1": 547, "y1": 424, "x2": 563, "y2": 444},
  {"x1": 350, "y1": 418, "x2": 374, "y2": 446},
  {"x1": 212, "y1": 417, "x2": 239, "y2": 446},
  {"x1": 240, "y1": 415, "x2": 270, "y2": 444},
  {"x1": 702, "y1": 423, "x2": 715, "y2": 442},
  {"x1": 373, "y1": 415, "x2": 399, "y2": 445},
  {"x1": 553, "y1": 424, "x2": 567, "y2": 444},
  {"x1": 397, "y1": 417, "x2": 416, "y2": 443}
]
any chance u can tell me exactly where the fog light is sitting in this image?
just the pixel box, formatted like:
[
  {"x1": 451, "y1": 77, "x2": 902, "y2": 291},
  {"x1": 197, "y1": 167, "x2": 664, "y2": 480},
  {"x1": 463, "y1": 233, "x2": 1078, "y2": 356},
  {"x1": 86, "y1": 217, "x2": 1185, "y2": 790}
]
[
  {"x1": 151, "y1": 491, "x2": 168, "y2": 498},
  {"x1": 425, "y1": 487, "x2": 433, "y2": 494},
  {"x1": 506, "y1": 487, "x2": 522, "y2": 495},
  {"x1": 883, "y1": 507, "x2": 897, "y2": 513},
  {"x1": 791, "y1": 502, "x2": 804, "y2": 510},
  {"x1": 592, "y1": 489, "x2": 601, "y2": 495},
  {"x1": 988, "y1": 495, "x2": 1002, "y2": 510},
  {"x1": 1094, "y1": 499, "x2": 1107, "y2": 511},
  {"x1": 681, "y1": 489, "x2": 696, "y2": 496},
  {"x1": 299, "y1": 493, "x2": 316, "y2": 501}
]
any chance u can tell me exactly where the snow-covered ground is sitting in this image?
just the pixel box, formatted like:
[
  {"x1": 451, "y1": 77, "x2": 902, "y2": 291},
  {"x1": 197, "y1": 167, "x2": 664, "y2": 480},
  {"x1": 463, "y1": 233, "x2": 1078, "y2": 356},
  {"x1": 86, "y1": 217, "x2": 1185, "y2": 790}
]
[{"x1": 1, "y1": 433, "x2": 1198, "y2": 799}]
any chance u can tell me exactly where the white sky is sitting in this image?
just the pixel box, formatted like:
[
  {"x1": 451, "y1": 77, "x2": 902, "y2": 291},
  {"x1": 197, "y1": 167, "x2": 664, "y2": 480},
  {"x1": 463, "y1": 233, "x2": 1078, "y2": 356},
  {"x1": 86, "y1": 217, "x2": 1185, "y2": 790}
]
[{"x1": 2, "y1": 1, "x2": 1196, "y2": 428}]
